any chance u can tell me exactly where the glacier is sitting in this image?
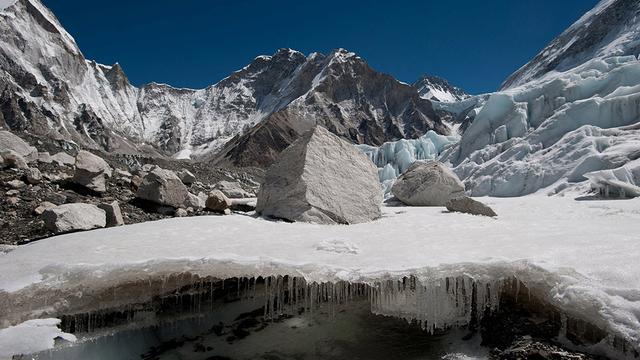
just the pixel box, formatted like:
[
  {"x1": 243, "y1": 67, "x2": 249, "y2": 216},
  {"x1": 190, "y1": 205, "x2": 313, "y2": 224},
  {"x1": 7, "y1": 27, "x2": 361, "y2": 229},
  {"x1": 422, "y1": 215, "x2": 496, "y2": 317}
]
[
  {"x1": 357, "y1": 131, "x2": 460, "y2": 195},
  {"x1": 439, "y1": 55, "x2": 640, "y2": 197},
  {"x1": 0, "y1": 196, "x2": 639, "y2": 357}
]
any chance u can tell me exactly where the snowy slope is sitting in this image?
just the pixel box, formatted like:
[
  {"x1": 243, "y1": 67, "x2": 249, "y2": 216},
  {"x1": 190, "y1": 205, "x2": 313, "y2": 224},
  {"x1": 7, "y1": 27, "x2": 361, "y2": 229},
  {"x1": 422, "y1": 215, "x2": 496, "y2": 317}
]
[
  {"x1": 502, "y1": 0, "x2": 640, "y2": 89},
  {"x1": 413, "y1": 75, "x2": 469, "y2": 102},
  {"x1": 0, "y1": 196, "x2": 639, "y2": 357}
]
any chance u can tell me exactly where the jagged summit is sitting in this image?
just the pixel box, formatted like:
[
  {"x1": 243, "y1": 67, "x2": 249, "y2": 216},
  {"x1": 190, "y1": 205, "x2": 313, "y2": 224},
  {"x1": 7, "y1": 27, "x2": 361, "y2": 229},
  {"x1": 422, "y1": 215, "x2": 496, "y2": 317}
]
[
  {"x1": 0, "y1": 0, "x2": 448, "y2": 165},
  {"x1": 413, "y1": 74, "x2": 469, "y2": 102},
  {"x1": 501, "y1": 0, "x2": 640, "y2": 89}
]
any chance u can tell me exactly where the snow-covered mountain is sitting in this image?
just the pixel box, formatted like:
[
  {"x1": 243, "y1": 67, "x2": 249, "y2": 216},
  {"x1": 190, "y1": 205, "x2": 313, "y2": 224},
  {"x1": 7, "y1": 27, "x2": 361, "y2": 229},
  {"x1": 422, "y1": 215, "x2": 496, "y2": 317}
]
[
  {"x1": 213, "y1": 49, "x2": 448, "y2": 168},
  {"x1": 413, "y1": 75, "x2": 469, "y2": 102},
  {"x1": 0, "y1": 0, "x2": 448, "y2": 165},
  {"x1": 501, "y1": 0, "x2": 640, "y2": 89},
  {"x1": 434, "y1": 0, "x2": 640, "y2": 197}
]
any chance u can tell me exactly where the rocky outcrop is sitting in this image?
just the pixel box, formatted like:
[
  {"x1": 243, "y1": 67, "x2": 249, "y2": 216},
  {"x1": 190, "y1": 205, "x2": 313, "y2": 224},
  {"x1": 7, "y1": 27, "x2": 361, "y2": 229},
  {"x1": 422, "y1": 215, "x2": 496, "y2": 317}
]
[
  {"x1": 136, "y1": 167, "x2": 189, "y2": 208},
  {"x1": 392, "y1": 161, "x2": 465, "y2": 206},
  {"x1": 42, "y1": 203, "x2": 106, "y2": 234},
  {"x1": 72, "y1": 150, "x2": 112, "y2": 193},
  {"x1": 446, "y1": 196, "x2": 497, "y2": 217},
  {"x1": 51, "y1": 152, "x2": 75, "y2": 166},
  {"x1": 256, "y1": 126, "x2": 382, "y2": 224}
]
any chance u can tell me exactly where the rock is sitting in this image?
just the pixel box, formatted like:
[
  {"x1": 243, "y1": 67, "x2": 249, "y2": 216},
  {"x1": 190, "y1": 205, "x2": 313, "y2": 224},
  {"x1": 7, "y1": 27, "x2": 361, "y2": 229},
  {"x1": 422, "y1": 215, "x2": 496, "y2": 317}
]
[
  {"x1": 51, "y1": 152, "x2": 75, "y2": 166},
  {"x1": 1, "y1": 150, "x2": 28, "y2": 169},
  {"x1": 223, "y1": 208, "x2": 232, "y2": 216},
  {"x1": 6, "y1": 179, "x2": 25, "y2": 189},
  {"x1": 0, "y1": 131, "x2": 37, "y2": 161},
  {"x1": 6, "y1": 189, "x2": 20, "y2": 197},
  {"x1": 45, "y1": 192, "x2": 67, "y2": 205},
  {"x1": 256, "y1": 126, "x2": 383, "y2": 224},
  {"x1": 446, "y1": 196, "x2": 497, "y2": 217},
  {"x1": 136, "y1": 167, "x2": 189, "y2": 208},
  {"x1": 205, "y1": 190, "x2": 232, "y2": 212},
  {"x1": 214, "y1": 181, "x2": 254, "y2": 198},
  {"x1": 115, "y1": 169, "x2": 132, "y2": 178},
  {"x1": 72, "y1": 150, "x2": 112, "y2": 193},
  {"x1": 38, "y1": 152, "x2": 52, "y2": 164},
  {"x1": 25, "y1": 167, "x2": 42, "y2": 184},
  {"x1": 177, "y1": 169, "x2": 196, "y2": 185},
  {"x1": 184, "y1": 192, "x2": 204, "y2": 209},
  {"x1": 42, "y1": 203, "x2": 106, "y2": 234},
  {"x1": 98, "y1": 201, "x2": 125, "y2": 227},
  {"x1": 391, "y1": 161, "x2": 465, "y2": 206},
  {"x1": 230, "y1": 198, "x2": 257, "y2": 212},
  {"x1": 33, "y1": 202, "x2": 56, "y2": 215},
  {"x1": 141, "y1": 164, "x2": 156, "y2": 172},
  {"x1": 7, "y1": 197, "x2": 19, "y2": 206},
  {"x1": 131, "y1": 174, "x2": 144, "y2": 189},
  {"x1": 174, "y1": 208, "x2": 188, "y2": 217}
]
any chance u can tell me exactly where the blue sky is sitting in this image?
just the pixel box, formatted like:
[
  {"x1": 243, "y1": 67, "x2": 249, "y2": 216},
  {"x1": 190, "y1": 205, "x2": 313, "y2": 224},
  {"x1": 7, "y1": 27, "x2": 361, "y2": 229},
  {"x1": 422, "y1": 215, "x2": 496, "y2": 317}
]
[{"x1": 44, "y1": 0, "x2": 600, "y2": 94}]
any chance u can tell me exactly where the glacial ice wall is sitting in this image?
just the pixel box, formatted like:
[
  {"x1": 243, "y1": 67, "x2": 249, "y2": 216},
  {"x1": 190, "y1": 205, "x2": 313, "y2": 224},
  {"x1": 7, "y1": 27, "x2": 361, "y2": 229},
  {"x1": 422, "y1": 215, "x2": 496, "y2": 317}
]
[
  {"x1": 443, "y1": 56, "x2": 640, "y2": 197},
  {"x1": 356, "y1": 131, "x2": 459, "y2": 195}
]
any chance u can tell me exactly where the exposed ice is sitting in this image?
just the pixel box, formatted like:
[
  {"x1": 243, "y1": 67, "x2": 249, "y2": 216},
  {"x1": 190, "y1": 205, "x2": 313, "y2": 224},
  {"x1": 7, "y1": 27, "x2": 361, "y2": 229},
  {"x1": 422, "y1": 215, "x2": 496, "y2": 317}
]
[
  {"x1": 357, "y1": 131, "x2": 459, "y2": 195},
  {"x1": 443, "y1": 56, "x2": 640, "y2": 197}
]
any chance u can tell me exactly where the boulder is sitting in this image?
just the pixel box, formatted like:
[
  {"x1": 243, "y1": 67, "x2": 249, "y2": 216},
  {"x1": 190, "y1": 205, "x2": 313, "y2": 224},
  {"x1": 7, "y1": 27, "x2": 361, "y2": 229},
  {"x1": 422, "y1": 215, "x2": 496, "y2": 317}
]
[
  {"x1": 184, "y1": 192, "x2": 204, "y2": 209},
  {"x1": 392, "y1": 161, "x2": 465, "y2": 206},
  {"x1": 1, "y1": 150, "x2": 28, "y2": 169},
  {"x1": 42, "y1": 203, "x2": 106, "y2": 234},
  {"x1": 72, "y1": 151, "x2": 112, "y2": 193},
  {"x1": 136, "y1": 167, "x2": 189, "y2": 208},
  {"x1": 177, "y1": 169, "x2": 196, "y2": 185},
  {"x1": 25, "y1": 167, "x2": 42, "y2": 184},
  {"x1": 0, "y1": 154, "x2": 4, "y2": 168},
  {"x1": 98, "y1": 201, "x2": 125, "y2": 227},
  {"x1": 6, "y1": 179, "x2": 25, "y2": 189},
  {"x1": 51, "y1": 152, "x2": 75, "y2": 166},
  {"x1": 205, "y1": 190, "x2": 232, "y2": 212},
  {"x1": 33, "y1": 201, "x2": 56, "y2": 216},
  {"x1": 256, "y1": 126, "x2": 383, "y2": 224},
  {"x1": 38, "y1": 152, "x2": 53, "y2": 164},
  {"x1": 446, "y1": 196, "x2": 497, "y2": 217},
  {"x1": 214, "y1": 181, "x2": 254, "y2": 198},
  {"x1": 174, "y1": 208, "x2": 188, "y2": 217},
  {"x1": 0, "y1": 131, "x2": 37, "y2": 162}
]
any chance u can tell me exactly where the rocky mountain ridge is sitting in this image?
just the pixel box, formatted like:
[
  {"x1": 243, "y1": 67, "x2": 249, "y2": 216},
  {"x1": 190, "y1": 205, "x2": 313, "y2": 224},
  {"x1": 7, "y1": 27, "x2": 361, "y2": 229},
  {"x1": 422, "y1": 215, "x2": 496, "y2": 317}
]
[
  {"x1": 0, "y1": 0, "x2": 449, "y2": 168},
  {"x1": 413, "y1": 74, "x2": 469, "y2": 102}
]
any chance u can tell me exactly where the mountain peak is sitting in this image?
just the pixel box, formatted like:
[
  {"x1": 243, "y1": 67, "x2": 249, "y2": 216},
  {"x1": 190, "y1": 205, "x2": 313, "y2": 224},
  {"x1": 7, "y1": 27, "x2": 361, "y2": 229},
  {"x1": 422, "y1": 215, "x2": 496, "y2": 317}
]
[{"x1": 413, "y1": 74, "x2": 469, "y2": 102}]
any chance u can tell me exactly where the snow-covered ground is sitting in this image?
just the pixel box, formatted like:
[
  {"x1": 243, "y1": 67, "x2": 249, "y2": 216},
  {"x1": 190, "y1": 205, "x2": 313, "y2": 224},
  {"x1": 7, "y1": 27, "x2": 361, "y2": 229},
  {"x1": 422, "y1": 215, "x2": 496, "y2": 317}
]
[{"x1": 1, "y1": 196, "x2": 639, "y2": 356}]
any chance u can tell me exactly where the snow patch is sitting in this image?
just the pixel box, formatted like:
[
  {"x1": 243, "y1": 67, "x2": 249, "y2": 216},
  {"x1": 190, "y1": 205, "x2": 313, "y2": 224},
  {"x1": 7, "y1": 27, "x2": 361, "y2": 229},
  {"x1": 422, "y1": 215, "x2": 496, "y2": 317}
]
[
  {"x1": 314, "y1": 238, "x2": 360, "y2": 255},
  {"x1": 0, "y1": 319, "x2": 76, "y2": 358}
]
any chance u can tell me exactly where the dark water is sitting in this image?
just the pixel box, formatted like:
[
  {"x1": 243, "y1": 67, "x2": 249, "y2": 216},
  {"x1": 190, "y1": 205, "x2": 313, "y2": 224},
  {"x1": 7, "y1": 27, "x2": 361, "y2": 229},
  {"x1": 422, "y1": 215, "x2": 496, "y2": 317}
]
[{"x1": 34, "y1": 299, "x2": 486, "y2": 360}]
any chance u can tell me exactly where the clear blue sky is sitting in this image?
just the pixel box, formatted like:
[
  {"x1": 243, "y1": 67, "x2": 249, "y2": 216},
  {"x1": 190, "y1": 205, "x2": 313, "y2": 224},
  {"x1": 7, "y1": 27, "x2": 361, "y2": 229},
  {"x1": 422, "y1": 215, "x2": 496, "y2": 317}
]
[{"x1": 43, "y1": 0, "x2": 600, "y2": 94}]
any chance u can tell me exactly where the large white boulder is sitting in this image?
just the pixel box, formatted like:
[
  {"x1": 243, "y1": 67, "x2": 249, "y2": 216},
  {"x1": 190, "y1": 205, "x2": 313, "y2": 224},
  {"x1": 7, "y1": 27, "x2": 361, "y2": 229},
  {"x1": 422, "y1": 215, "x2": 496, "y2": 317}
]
[
  {"x1": 256, "y1": 126, "x2": 383, "y2": 225},
  {"x1": 72, "y1": 151, "x2": 112, "y2": 193},
  {"x1": 42, "y1": 204, "x2": 106, "y2": 234},
  {"x1": 136, "y1": 167, "x2": 189, "y2": 208},
  {"x1": 392, "y1": 161, "x2": 465, "y2": 206},
  {"x1": 0, "y1": 131, "x2": 37, "y2": 162}
]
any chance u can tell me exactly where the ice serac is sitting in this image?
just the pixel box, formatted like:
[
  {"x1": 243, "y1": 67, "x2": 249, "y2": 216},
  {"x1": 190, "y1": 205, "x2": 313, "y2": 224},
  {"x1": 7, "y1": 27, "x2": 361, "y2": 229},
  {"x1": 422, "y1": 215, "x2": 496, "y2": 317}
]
[
  {"x1": 584, "y1": 158, "x2": 640, "y2": 198},
  {"x1": 256, "y1": 126, "x2": 383, "y2": 225},
  {"x1": 413, "y1": 74, "x2": 469, "y2": 103},
  {"x1": 445, "y1": 0, "x2": 640, "y2": 198},
  {"x1": 502, "y1": 0, "x2": 640, "y2": 89},
  {"x1": 213, "y1": 49, "x2": 449, "y2": 168}
]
